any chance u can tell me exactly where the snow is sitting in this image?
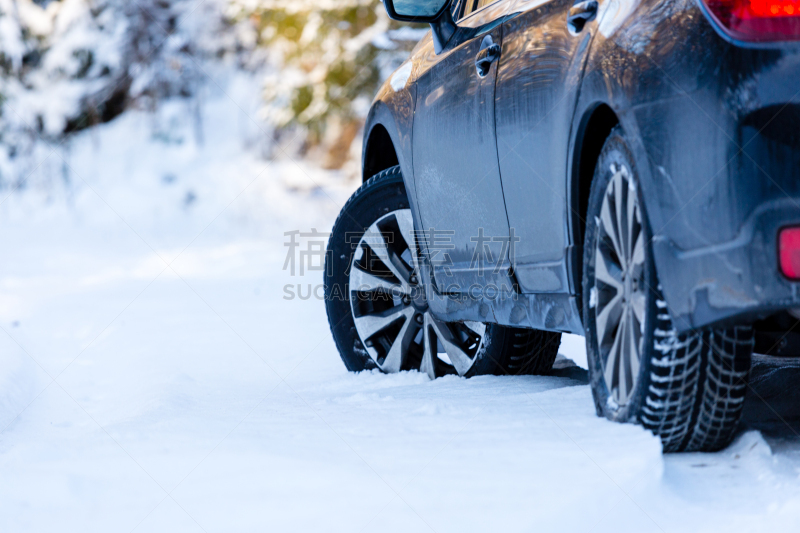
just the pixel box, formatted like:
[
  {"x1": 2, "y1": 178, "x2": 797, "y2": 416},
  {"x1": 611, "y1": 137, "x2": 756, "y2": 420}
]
[{"x1": 2, "y1": 70, "x2": 800, "y2": 533}]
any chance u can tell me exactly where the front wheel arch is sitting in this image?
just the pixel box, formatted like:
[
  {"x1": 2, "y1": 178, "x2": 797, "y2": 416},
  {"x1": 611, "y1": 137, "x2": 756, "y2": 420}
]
[{"x1": 362, "y1": 123, "x2": 399, "y2": 183}]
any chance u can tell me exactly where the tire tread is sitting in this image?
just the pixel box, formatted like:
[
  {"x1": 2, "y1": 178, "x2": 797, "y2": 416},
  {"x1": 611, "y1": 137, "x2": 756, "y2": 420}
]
[
  {"x1": 504, "y1": 329, "x2": 561, "y2": 375},
  {"x1": 640, "y1": 295, "x2": 753, "y2": 452}
]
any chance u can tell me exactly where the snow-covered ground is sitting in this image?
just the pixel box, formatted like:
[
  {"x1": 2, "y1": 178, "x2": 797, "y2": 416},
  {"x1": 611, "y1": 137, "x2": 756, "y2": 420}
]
[{"x1": 2, "y1": 82, "x2": 800, "y2": 533}]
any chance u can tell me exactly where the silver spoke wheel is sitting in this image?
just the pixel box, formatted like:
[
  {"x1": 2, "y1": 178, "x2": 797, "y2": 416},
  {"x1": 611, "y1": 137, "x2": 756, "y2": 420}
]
[
  {"x1": 593, "y1": 164, "x2": 646, "y2": 406},
  {"x1": 349, "y1": 209, "x2": 487, "y2": 378}
]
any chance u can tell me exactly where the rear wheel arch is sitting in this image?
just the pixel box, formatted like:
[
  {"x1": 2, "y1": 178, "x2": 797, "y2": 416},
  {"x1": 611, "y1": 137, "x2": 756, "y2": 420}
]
[
  {"x1": 571, "y1": 105, "x2": 664, "y2": 301},
  {"x1": 572, "y1": 104, "x2": 620, "y2": 250},
  {"x1": 570, "y1": 103, "x2": 620, "y2": 306},
  {"x1": 573, "y1": 104, "x2": 679, "y2": 329}
]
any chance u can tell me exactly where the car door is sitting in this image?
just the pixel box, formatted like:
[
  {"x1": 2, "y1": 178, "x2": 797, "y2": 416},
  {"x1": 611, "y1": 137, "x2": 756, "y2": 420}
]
[
  {"x1": 413, "y1": 0, "x2": 515, "y2": 294},
  {"x1": 494, "y1": 0, "x2": 598, "y2": 293}
]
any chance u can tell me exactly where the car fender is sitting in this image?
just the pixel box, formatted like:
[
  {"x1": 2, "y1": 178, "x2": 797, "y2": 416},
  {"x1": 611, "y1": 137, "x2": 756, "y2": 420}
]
[{"x1": 362, "y1": 57, "x2": 453, "y2": 298}]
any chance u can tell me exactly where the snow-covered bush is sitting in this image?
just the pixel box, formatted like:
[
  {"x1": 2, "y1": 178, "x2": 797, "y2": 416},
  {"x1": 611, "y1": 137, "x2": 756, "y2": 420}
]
[
  {"x1": 0, "y1": 0, "x2": 242, "y2": 131},
  {"x1": 0, "y1": 0, "x2": 424, "y2": 191},
  {"x1": 0, "y1": 0, "x2": 240, "y2": 188}
]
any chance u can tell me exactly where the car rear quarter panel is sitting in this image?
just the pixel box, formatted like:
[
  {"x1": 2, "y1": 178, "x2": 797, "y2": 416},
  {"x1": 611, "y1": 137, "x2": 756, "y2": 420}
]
[{"x1": 579, "y1": 0, "x2": 800, "y2": 330}]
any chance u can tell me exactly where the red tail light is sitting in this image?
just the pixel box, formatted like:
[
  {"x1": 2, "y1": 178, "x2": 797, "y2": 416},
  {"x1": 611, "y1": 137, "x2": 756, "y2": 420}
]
[
  {"x1": 779, "y1": 227, "x2": 800, "y2": 279},
  {"x1": 702, "y1": 0, "x2": 800, "y2": 42}
]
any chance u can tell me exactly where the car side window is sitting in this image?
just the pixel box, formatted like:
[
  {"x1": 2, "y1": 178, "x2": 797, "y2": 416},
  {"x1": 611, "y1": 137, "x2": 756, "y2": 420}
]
[
  {"x1": 458, "y1": 0, "x2": 475, "y2": 18},
  {"x1": 475, "y1": 0, "x2": 500, "y2": 10},
  {"x1": 461, "y1": 0, "x2": 502, "y2": 19}
]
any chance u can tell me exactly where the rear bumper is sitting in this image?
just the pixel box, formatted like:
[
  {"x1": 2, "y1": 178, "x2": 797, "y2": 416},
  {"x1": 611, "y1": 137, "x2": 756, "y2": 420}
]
[
  {"x1": 654, "y1": 198, "x2": 800, "y2": 331},
  {"x1": 637, "y1": 23, "x2": 800, "y2": 332}
]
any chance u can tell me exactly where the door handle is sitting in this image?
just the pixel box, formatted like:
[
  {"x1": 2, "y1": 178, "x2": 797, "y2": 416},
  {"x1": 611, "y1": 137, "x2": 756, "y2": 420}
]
[
  {"x1": 476, "y1": 36, "x2": 501, "y2": 78},
  {"x1": 567, "y1": 0, "x2": 598, "y2": 34}
]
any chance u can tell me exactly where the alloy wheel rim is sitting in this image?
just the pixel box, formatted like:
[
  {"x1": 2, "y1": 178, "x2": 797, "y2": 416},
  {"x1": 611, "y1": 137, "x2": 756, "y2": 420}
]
[
  {"x1": 593, "y1": 164, "x2": 646, "y2": 406},
  {"x1": 349, "y1": 209, "x2": 487, "y2": 378}
]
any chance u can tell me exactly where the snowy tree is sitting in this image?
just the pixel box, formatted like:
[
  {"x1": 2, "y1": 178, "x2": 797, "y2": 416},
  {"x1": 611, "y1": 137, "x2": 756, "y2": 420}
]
[{"x1": 226, "y1": 0, "x2": 424, "y2": 169}]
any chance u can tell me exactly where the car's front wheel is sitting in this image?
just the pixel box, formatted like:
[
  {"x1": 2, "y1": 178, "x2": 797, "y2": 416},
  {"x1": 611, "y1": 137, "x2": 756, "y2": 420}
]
[
  {"x1": 325, "y1": 165, "x2": 561, "y2": 378},
  {"x1": 582, "y1": 128, "x2": 754, "y2": 452}
]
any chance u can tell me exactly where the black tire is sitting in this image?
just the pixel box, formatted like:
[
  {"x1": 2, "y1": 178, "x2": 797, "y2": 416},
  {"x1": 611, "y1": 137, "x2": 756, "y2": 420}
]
[
  {"x1": 324, "y1": 165, "x2": 561, "y2": 377},
  {"x1": 582, "y1": 128, "x2": 754, "y2": 452},
  {"x1": 505, "y1": 328, "x2": 561, "y2": 376}
]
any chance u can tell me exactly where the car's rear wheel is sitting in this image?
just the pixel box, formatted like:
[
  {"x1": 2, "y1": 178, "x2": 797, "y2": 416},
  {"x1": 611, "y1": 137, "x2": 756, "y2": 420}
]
[
  {"x1": 583, "y1": 128, "x2": 754, "y2": 452},
  {"x1": 325, "y1": 165, "x2": 561, "y2": 378}
]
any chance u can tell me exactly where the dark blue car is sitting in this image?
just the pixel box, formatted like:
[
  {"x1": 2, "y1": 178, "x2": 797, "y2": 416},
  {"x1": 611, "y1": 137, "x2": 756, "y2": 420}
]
[{"x1": 324, "y1": 0, "x2": 800, "y2": 452}]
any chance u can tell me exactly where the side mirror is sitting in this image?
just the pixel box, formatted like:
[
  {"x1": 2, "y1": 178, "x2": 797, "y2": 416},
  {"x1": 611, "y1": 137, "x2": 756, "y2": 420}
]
[
  {"x1": 383, "y1": 0, "x2": 456, "y2": 54},
  {"x1": 383, "y1": 0, "x2": 451, "y2": 21}
]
